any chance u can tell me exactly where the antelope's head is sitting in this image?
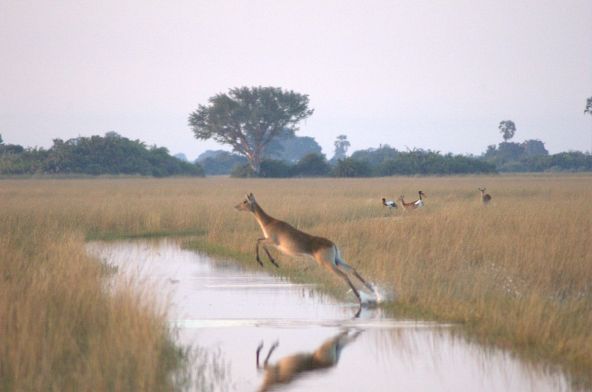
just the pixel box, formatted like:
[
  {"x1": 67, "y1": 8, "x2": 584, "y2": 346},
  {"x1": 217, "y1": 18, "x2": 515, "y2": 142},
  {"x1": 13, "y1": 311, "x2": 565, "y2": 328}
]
[
  {"x1": 478, "y1": 187, "x2": 486, "y2": 194},
  {"x1": 398, "y1": 195, "x2": 405, "y2": 202},
  {"x1": 235, "y1": 193, "x2": 257, "y2": 212},
  {"x1": 418, "y1": 190, "x2": 426, "y2": 198}
]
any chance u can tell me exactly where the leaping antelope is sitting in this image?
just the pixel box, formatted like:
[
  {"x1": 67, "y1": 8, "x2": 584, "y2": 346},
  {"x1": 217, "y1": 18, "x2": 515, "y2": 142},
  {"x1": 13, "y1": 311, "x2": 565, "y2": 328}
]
[
  {"x1": 256, "y1": 330, "x2": 362, "y2": 392},
  {"x1": 479, "y1": 187, "x2": 492, "y2": 205},
  {"x1": 382, "y1": 197, "x2": 397, "y2": 209},
  {"x1": 235, "y1": 193, "x2": 375, "y2": 304},
  {"x1": 398, "y1": 191, "x2": 426, "y2": 210}
]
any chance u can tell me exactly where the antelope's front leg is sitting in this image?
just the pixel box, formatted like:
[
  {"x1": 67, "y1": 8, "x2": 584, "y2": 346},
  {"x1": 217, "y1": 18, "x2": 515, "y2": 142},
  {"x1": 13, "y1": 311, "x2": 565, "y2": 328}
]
[
  {"x1": 255, "y1": 238, "x2": 265, "y2": 266},
  {"x1": 257, "y1": 238, "x2": 279, "y2": 268},
  {"x1": 263, "y1": 246, "x2": 279, "y2": 268}
]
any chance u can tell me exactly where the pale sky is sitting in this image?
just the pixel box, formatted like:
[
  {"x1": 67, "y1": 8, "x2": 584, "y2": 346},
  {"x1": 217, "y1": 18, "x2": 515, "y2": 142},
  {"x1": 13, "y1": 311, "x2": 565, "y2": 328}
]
[{"x1": 1, "y1": 0, "x2": 591, "y2": 159}]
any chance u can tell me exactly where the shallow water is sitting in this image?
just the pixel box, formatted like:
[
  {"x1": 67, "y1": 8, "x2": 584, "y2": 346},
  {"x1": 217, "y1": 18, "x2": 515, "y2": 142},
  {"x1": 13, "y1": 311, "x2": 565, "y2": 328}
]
[{"x1": 87, "y1": 239, "x2": 571, "y2": 392}]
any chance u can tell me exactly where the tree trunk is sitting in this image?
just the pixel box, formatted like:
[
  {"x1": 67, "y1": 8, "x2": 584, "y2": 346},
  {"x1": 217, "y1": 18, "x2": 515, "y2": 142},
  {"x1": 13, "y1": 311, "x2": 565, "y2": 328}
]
[{"x1": 249, "y1": 152, "x2": 262, "y2": 175}]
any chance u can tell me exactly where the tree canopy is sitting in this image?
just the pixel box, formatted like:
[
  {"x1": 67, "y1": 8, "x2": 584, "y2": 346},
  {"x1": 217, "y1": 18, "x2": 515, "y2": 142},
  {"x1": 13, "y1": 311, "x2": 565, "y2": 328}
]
[
  {"x1": 188, "y1": 86, "x2": 314, "y2": 174},
  {"x1": 265, "y1": 129, "x2": 322, "y2": 162},
  {"x1": 333, "y1": 134, "x2": 350, "y2": 161},
  {"x1": 498, "y1": 120, "x2": 516, "y2": 142},
  {"x1": 0, "y1": 134, "x2": 204, "y2": 177},
  {"x1": 586, "y1": 97, "x2": 592, "y2": 115}
]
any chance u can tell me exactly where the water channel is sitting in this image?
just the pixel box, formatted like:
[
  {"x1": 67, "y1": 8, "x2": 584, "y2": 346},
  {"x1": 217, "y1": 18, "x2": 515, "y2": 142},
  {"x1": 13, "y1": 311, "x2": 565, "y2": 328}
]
[{"x1": 87, "y1": 239, "x2": 571, "y2": 392}]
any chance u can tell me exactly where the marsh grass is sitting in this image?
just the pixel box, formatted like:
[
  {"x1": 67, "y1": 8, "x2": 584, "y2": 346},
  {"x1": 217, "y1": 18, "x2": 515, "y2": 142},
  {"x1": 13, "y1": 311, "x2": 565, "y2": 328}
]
[
  {"x1": 1, "y1": 175, "x2": 591, "y2": 388},
  {"x1": 0, "y1": 184, "x2": 187, "y2": 390}
]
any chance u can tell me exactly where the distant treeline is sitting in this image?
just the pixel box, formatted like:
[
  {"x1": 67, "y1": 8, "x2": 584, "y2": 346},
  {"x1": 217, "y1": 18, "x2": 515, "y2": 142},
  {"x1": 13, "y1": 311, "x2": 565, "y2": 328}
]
[
  {"x1": 226, "y1": 149, "x2": 496, "y2": 178},
  {"x1": 2, "y1": 132, "x2": 591, "y2": 178},
  {"x1": 199, "y1": 139, "x2": 592, "y2": 177},
  {"x1": 0, "y1": 133, "x2": 204, "y2": 177},
  {"x1": 483, "y1": 140, "x2": 592, "y2": 172}
]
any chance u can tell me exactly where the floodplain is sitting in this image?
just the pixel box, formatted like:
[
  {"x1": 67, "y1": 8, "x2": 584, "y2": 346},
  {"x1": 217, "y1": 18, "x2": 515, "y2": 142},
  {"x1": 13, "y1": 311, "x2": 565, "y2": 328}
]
[{"x1": 1, "y1": 175, "x2": 590, "y2": 390}]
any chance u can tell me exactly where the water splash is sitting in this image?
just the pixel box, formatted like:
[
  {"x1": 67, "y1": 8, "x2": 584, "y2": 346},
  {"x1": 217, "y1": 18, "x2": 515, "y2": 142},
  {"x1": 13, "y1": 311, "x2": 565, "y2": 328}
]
[
  {"x1": 347, "y1": 284, "x2": 396, "y2": 305},
  {"x1": 371, "y1": 283, "x2": 397, "y2": 304},
  {"x1": 359, "y1": 290, "x2": 376, "y2": 305}
]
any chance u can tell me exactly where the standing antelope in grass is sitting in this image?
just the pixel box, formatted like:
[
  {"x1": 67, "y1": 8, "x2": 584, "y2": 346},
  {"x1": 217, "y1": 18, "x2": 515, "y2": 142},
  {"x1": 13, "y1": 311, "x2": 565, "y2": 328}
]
[
  {"x1": 479, "y1": 187, "x2": 492, "y2": 205},
  {"x1": 398, "y1": 190, "x2": 426, "y2": 210},
  {"x1": 256, "y1": 330, "x2": 362, "y2": 392},
  {"x1": 235, "y1": 193, "x2": 375, "y2": 304}
]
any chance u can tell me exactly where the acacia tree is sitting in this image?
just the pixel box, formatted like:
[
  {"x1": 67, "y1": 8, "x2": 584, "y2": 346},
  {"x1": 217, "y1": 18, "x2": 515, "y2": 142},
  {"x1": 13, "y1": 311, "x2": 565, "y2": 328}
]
[
  {"x1": 498, "y1": 120, "x2": 516, "y2": 142},
  {"x1": 188, "y1": 87, "x2": 314, "y2": 174}
]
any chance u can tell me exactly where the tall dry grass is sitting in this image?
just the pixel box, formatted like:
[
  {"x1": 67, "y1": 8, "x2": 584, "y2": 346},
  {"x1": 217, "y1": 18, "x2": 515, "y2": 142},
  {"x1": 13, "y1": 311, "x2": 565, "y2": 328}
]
[
  {"x1": 1, "y1": 175, "x2": 591, "y2": 387},
  {"x1": 0, "y1": 184, "x2": 183, "y2": 390}
]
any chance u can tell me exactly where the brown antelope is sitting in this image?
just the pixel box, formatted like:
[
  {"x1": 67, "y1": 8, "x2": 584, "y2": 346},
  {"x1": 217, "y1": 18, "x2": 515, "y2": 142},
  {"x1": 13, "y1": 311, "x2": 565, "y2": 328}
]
[
  {"x1": 398, "y1": 190, "x2": 426, "y2": 210},
  {"x1": 235, "y1": 193, "x2": 375, "y2": 304},
  {"x1": 256, "y1": 330, "x2": 362, "y2": 392},
  {"x1": 479, "y1": 187, "x2": 492, "y2": 205}
]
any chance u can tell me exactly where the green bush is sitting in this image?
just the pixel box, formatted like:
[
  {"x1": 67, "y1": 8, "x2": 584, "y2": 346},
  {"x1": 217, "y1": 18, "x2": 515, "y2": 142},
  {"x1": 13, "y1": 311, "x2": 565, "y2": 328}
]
[
  {"x1": 331, "y1": 158, "x2": 372, "y2": 177},
  {"x1": 292, "y1": 153, "x2": 331, "y2": 177},
  {"x1": 260, "y1": 160, "x2": 293, "y2": 178},
  {"x1": 0, "y1": 134, "x2": 204, "y2": 177}
]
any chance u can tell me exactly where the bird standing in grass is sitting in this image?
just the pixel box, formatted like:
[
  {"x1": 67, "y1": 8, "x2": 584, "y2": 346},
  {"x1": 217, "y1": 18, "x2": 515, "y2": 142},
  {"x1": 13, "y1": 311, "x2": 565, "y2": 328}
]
[
  {"x1": 382, "y1": 197, "x2": 397, "y2": 210},
  {"x1": 414, "y1": 190, "x2": 426, "y2": 208}
]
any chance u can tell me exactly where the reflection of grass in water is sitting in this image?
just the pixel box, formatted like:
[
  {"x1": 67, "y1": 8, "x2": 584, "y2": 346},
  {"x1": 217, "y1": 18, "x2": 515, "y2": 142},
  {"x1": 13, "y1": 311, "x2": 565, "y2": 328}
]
[
  {"x1": 87, "y1": 228, "x2": 206, "y2": 241},
  {"x1": 99, "y1": 260, "x2": 119, "y2": 275},
  {"x1": 174, "y1": 346, "x2": 231, "y2": 392}
]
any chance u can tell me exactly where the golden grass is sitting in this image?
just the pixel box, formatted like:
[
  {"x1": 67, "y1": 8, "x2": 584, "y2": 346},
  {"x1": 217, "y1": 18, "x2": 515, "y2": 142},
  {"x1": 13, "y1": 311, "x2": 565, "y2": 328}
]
[
  {"x1": 1, "y1": 174, "x2": 591, "y2": 387},
  {"x1": 0, "y1": 186, "x2": 182, "y2": 390}
]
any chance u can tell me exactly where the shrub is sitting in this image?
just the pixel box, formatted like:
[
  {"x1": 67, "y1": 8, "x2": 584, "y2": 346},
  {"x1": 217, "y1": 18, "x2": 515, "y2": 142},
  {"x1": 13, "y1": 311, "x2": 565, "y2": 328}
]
[
  {"x1": 331, "y1": 158, "x2": 372, "y2": 177},
  {"x1": 292, "y1": 153, "x2": 331, "y2": 177}
]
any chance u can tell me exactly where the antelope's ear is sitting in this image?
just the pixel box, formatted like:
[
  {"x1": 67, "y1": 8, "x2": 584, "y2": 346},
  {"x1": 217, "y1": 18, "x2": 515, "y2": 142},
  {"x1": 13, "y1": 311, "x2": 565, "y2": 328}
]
[{"x1": 245, "y1": 193, "x2": 251, "y2": 200}]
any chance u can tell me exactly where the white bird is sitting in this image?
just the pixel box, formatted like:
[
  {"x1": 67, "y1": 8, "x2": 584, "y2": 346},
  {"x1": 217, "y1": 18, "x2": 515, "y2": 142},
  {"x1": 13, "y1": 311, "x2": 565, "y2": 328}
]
[
  {"x1": 382, "y1": 197, "x2": 397, "y2": 209},
  {"x1": 414, "y1": 191, "x2": 426, "y2": 208}
]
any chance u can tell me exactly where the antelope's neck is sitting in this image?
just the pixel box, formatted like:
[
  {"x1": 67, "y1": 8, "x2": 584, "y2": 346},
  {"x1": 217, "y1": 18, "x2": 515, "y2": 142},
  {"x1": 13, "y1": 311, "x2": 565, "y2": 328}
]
[{"x1": 252, "y1": 204, "x2": 273, "y2": 233}]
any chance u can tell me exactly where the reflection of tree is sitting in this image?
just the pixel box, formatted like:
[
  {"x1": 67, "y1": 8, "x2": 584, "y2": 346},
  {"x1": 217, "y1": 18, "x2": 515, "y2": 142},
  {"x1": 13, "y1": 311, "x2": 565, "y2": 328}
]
[{"x1": 256, "y1": 329, "x2": 362, "y2": 392}]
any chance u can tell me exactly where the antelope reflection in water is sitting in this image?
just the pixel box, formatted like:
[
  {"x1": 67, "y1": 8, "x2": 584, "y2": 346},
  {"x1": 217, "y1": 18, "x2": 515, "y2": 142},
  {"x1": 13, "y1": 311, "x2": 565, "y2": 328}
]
[{"x1": 255, "y1": 329, "x2": 362, "y2": 391}]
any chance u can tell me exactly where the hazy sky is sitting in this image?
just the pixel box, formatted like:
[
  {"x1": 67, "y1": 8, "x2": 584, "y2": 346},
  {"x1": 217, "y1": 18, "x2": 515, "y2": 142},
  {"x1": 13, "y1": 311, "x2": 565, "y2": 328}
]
[{"x1": 1, "y1": 0, "x2": 591, "y2": 159}]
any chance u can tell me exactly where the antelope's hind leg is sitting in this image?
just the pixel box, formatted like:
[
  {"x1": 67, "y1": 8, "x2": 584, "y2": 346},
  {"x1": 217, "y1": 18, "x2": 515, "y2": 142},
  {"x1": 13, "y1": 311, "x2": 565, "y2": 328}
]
[
  {"x1": 335, "y1": 258, "x2": 375, "y2": 293},
  {"x1": 328, "y1": 263, "x2": 362, "y2": 303},
  {"x1": 315, "y1": 249, "x2": 363, "y2": 303}
]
